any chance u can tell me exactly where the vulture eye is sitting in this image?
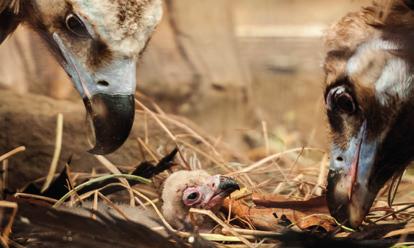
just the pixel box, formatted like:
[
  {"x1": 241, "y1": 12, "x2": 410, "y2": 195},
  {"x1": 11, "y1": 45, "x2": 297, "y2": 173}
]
[
  {"x1": 326, "y1": 86, "x2": 356, "y2": 114},
  {"x1": 187, "y1": 192, "x2": 199, "y2": 200},
  {"x1": 65, "y1": 14, "x2": 89, "y2": 38},
  {"x1": 183, "y1": 188, "x2": 201, "y2": 206}
]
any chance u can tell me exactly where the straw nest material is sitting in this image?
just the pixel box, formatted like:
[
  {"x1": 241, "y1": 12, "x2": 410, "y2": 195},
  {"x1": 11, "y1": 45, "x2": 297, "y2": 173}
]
[{"x1": 1, "y1": 95, "x2": 414, "y2": 248}]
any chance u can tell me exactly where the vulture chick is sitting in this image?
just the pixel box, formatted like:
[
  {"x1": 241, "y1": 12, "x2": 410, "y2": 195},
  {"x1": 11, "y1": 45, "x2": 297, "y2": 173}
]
[
  {"x1": 9, "y1": 170, "x2": 239, "y2": 246},
  {"x1": 324, "y1": 0, "x2": 414, "y2": 227},
  {"x1": 62, "y1": 170, "x2": 240, "y2": 231},
  {"x1": 162, "y1": 170, "x2": 240, "y2": 230},
  {"x1": 0, "y1": 0, "x2": 162, "y2": 154}
]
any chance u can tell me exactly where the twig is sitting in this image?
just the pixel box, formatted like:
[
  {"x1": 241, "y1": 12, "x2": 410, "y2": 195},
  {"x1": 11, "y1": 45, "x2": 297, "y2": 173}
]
[
  {"x1": 71, "y1": 182, "x2": 126, "y2": 205},
  {"x1": 0, "y1": 201, "x2": 18, "y2": 246},
  {"x1": 312, "y1": 154, "x2": 328, "y2": 197},
  {"x1": 176, "y1": 139, "x2": 230, "y2": 173},
  {"x1": 42, "y1": 114, "x2": 64, "y2": 192},
  {"x1": 224, "y1": 228, "x2": 280, "y2": 237},
  {"x1": 14, "y1": 193, "x2": 58, "y2": 203},
  {"x1": 94, "y1": 155, "x2": 135, "y2": 206},
  {"x1": 230, "y1": 147, "x2": 325, "y2": 175},
  {"x1": 262, "y1": 121, "x2": 270, "y2": 156},
  {"x1": 130, "y1": 187, "x2": 176, "y2": 232},
  {"x1": 137, "y1": 138, "x2": 159, "y2": 163},
  {"x1": 374, "y1": 204, "x2": 414, "y2": 223},
  {"x1": 135, "y1": 99, "x2": 176, "y2": 141},
  {"x1": 53, "y1": 174, "x2": 150, "y2": 208},
  {"x1": 388, "y1": 169, "x2": 405, "y2": 207},
  {"x1": 178, "y1": 232, "x2": 245, "y2": 242},
  {"x1": 385, "y1": 227, "x2": 414, "y2": 238},
  {"x1": 190, "y1": 208, "x2": 254, "y2": 248},
  {"x1": 0, "y1": 146, "x2": 26, "y2": 163},
  {"x1": 98, "y1": 192, "x2": 130, "y2": 221}
]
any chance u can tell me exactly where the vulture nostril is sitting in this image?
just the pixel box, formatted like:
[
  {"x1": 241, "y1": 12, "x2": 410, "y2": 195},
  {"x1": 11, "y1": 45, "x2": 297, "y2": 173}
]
[
  {"x1": 97, "y1": 80, "x2": 109, "y2": 87},
  {"x1": 336, "y1": 156, "x2": 344, "y2": 162}
]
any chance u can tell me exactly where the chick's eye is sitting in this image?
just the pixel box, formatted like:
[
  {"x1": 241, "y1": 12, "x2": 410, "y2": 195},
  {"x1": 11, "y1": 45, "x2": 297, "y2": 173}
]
[
  {"x1": 187, "y1": 192, "x2": 199, "y2": 201},
  {"x1": 65, "y1": 14, "x2": 89, "y2": 38},
  {"x1": 326, "y1": 86, "x2": 356, "y2": 114}
]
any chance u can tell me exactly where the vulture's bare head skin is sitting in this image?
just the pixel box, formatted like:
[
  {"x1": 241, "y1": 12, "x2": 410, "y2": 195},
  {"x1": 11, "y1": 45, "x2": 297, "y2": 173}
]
[
  {"x1": 324, "y1": 0, "x2": 414, "y2": 228},
  {"x1": 3, "y1": 0, "x2": 162, "y2": 154},
  {"x1": 161, "y1": 170, "x2": 240, "y2": 230},
  {"x1": 31, "y1": 0, "x2": 162, "y2": 64}
]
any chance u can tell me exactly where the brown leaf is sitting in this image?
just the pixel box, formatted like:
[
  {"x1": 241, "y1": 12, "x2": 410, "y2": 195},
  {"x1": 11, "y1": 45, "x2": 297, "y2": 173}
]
[
  {"x1": 224, "y1": 199, "x2": 283, "y2": 231},
  {"x1": 252, "y1": 193, "x2": 329, "y2": 213},
  {"x1": 225, "y1": 193, "x2": 336, "y2": 232}
]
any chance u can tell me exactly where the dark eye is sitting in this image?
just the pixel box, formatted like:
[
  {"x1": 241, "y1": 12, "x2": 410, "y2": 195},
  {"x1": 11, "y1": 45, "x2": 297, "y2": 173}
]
[
  {"x1": 326, "y1": 86, "x2": 356, "y2": 114},
  {"x1": 65, "y1": 14, "x2": 89, "y2": 38},
  {"x1": 187, "y1": 192, "x2": 199, "y2": 201}
]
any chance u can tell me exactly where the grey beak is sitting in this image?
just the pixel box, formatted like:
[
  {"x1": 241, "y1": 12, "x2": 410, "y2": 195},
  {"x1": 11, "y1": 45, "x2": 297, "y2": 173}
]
[
  {"x1": 327, "y1": 121, "x2": 380, "y2": 228},
  {"x1": 53, "y1": 33, "x2": 136, "y2": 154},
  {"x1": 83, "y1": 94, "x2": 134, "y2": 154}
]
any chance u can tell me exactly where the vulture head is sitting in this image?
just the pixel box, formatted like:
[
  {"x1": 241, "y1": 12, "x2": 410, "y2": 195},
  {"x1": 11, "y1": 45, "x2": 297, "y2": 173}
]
[
  {"x1": 161, "y1": 170, "x2": 240, "y2": 230},
  {"x1": 0, "y1": 0, "x2": 162, "y2": 154},
  {"x1": 324, "y1": 0, "x2": 414, "y2": 227}
]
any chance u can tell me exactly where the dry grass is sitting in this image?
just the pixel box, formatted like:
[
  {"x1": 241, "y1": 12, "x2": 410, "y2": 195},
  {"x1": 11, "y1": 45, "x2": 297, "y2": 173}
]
[{"x1": 1, "y1": 96, "x2": 414, "y2": 247}]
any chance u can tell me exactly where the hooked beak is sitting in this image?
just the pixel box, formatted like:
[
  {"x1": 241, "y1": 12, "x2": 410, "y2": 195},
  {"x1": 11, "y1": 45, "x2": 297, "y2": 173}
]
[
  {"x1": 327, "y1": 121, "x2": 380, "y2": 228},
  {"x1": 203, "y1": 175, "x2": 240, "y2": 210},
  {"x1": 53, "y1": 33, "x2": 136, "y2": 154},
  {"x1": 217, "y1": 176, "x2": 241, "y2": 193}
]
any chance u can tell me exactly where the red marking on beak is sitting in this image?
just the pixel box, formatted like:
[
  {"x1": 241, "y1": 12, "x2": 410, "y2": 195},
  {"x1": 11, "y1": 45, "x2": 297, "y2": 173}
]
[
  {"x1": 348, "y1": 140, "x2": 362, "y2": 200},
  {"x1": 347, "y1": 121, "x2": 367, "y2": 201}
]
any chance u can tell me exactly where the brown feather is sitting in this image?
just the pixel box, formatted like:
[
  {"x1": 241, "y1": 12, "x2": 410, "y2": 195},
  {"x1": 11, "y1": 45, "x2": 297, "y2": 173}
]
[{"x1": 10, "y1": 201, "x2": 183, "y2": 248}]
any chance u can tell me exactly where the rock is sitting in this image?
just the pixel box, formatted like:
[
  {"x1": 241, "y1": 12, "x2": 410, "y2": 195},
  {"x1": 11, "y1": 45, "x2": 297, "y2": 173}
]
[{"x1": 0, "y1": 90, "x2": 148, "y2": 189}]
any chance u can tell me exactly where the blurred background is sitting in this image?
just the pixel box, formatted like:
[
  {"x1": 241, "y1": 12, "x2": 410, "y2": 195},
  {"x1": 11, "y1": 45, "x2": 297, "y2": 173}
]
[{"x1": 0, "y1": 0, "x2": 371, "y2": 187}]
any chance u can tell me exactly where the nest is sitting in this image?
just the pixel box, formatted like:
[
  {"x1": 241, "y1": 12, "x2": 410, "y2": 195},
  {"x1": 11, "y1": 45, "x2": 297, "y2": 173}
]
[{"x1": 1, "y1": 96, "x2": 414, "y2": 248}]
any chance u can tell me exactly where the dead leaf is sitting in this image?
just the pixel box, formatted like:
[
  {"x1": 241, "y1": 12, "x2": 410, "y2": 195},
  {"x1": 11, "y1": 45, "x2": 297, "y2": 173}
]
[{"x1": 224, "y1": 193, "x2": 336, "y2": 232}]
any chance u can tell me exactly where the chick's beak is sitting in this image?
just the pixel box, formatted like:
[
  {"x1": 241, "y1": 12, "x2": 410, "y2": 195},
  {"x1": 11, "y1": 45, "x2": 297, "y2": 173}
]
[
  {"x1": 218, "y1": 176, "x2": 241, "y2": 193},
  {"x1": 203, "y1": 175, "x2": 240, "y2": 210},
  {"x1": 53, "y1": 33, "x2": 136, "y2": 154},
  {"x1": 327, "y1": 121, "x2": 380, "y2": 228}
]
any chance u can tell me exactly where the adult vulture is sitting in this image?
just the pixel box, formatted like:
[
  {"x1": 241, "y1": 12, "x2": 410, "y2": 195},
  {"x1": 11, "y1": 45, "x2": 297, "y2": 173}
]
[
  {"x1": 0, "y1": 0, "x2": 162, "y2": 154},
  {"x1": 323, "y1": 0, "x2": 414, "y2": 227}
]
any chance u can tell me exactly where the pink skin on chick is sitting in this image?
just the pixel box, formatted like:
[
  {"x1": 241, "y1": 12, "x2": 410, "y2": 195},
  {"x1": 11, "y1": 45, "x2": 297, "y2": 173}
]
[{"x1": 162, "y1": 170, "x2": 240, "y2": 230}]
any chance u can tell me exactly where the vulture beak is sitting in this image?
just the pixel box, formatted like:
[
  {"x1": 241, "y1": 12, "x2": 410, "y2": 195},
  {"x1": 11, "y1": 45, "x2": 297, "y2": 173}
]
[
  {"x1": 203, "y1": 175, "x2": 240, "y2": 209},
  {"x1": 52, "y1": 33, "x2": 135, "y2": 154},
  {"x1": 327, "y1": 121, "x2": 381, "y2": 228},
  {"x1": 217, "y1": 176, "x2": 241, "y2": 193}
]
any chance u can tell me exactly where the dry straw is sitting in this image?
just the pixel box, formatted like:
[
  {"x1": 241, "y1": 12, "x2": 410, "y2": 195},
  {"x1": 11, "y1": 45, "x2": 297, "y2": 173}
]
[{"x1": 2, "y1": 96, "x2": 414, "y2": 247}]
